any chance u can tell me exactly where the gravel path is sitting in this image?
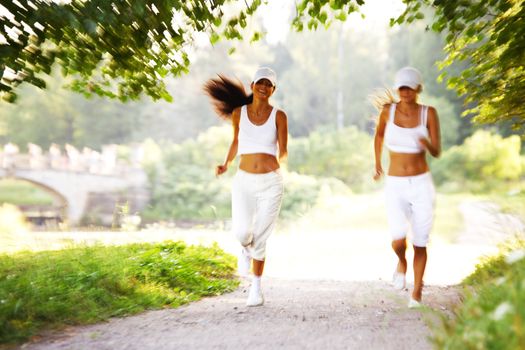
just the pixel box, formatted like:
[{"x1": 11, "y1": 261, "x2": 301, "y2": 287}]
[{"x1": 21, "y1": 278, "x2": 460, "y2": 350}]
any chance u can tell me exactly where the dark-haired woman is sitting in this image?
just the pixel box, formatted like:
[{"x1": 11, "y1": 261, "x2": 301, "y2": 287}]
[
  {"x1": 204, "y1": 67, "x2": 288, "y2": 307},
  {"x1": 373, "y1": 67, "x2": 441, "y2": 308}
]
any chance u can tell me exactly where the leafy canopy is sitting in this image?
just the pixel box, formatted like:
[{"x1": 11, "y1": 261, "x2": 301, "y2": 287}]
[
  {"x1": 0, "y1": 0, "x2": 261, "y2": 102},
  {"x1": 394, "y1": 0, "x2": 525, "y2": 129},
  {"x1": 292, "y1": 0, "x2": 524, "y2": 129},
  {"x1": 1, "y1": 0, "x2": 524, "y2": 128}
]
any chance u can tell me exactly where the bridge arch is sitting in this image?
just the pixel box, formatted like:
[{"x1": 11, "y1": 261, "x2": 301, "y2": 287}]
[
  {"x1": 0, "y1": 177, "x2": 68, "y2": 225},
  {"x1": 0, "y1": 168, "x2": 149, "y2": 225}
]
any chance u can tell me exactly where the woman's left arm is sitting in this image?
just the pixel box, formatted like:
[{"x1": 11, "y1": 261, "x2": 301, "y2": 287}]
[
  {"x1": 276, "y1": 110, "x2": 288, "y2": 163},
  {"x1": 420, "y1": 107, "x2": 441, "y2": 158}
]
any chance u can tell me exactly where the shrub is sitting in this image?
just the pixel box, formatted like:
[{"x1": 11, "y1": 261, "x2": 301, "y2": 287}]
[
  {"x1": 432, "y1": 130, "x2": 523, "y2": 192},
  {"x1": 288, "y1": 127, "x2": 374, "y2": 192}
]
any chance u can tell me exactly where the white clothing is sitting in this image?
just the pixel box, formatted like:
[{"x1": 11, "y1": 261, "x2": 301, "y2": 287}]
[
  {"x1": 232, "y1": 169, "x2": 284, "y2": 260},
  {"x1": 384, "y1": 104, "x2": 429, "y2": 154},
  {"x1": 385, "y1": 172, "x2": 435, "y2": 247},
  {"x1": 238, "y1": 105, "x2": 278, "y2": 156}
]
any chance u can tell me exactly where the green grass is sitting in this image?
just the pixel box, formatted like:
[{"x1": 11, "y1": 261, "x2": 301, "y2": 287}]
[
  {"x1": 0, "y1": 241, "x2": 238, "y2": 345},
  {"x1": 0, "y1": 180, "x2": 54, "y2": 205},
  {"x1": 427, "y1": 190, "x2": 525, "y2": 348},
  {"x1": 431, "y1": 238, "x2": 525, "y2": 349}
]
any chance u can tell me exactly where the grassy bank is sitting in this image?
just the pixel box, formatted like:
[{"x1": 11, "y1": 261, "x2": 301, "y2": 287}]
[
  {"x1": 0, "y1": 241, "x2": 238, "y2": 345},
  {"x1": 432, "y1": 238, "x2": 525, "y2": 349},
  {"x1": 431, "y1": 191, "x2": 525, "y2": 348}
]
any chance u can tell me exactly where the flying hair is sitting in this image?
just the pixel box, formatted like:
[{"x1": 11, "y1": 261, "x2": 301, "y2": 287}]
[
  {"x1": 203, "y1": 74, "x2": 253, "y2": 121},
  {"x1": 369, "y1": 88, "x2": 398, "y2": 112}
]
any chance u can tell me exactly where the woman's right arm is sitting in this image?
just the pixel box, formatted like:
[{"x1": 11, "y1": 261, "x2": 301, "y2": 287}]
[
  {"x1": 216, "y1": 108, "x2": 240, "y2": 176},
  {"x1": 373, "y1": 105, "x2": 388, "y2": 180}
]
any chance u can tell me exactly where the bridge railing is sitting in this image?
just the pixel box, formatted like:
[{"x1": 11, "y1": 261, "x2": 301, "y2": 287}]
[{"x1": 0, "y1": 143, "x2": 144, "y2": 176}]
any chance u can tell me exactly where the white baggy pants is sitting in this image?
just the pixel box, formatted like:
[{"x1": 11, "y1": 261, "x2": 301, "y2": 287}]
[
  {"x1": 232, "y1": 169, "x2": 284, "y2": 261},
  {"x1": 385, "y1": 172, "x2": 435, "y2": 247}
]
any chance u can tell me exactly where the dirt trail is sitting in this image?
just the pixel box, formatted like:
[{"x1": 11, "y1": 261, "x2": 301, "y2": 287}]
[
  {"x1": 18, "y1": 198, "x2": 520, "y2": 350},
  {"x1": 21, "y1": 279, "x2": 460, "y2": 350}
]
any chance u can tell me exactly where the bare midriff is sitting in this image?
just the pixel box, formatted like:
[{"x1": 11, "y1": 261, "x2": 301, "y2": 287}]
[
  {"x1": 388, "y1": 152, "x2": 429, "y2": 177},
  {"x1": 239, "y1": 153, "x2": 280, "y2": 174}
]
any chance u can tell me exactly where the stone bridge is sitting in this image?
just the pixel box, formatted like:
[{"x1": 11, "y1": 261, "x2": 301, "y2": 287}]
[{"x1": 0, "y1": 143, "x2": 150, "y2": 225}]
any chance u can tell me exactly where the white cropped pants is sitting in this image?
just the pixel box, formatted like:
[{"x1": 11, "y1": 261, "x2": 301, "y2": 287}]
[
  {"x1": 232, "y1": 169, "x2": 284, "y2": 261},
  {"x1": 385, "y1": 172, "x2": 435, "y2": 247}
]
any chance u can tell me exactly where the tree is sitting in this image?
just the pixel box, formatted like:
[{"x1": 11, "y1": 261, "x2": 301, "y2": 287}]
[
  {"x1": 0, "y1": 0, "x2": 262, "y2": 102},
  {"x1": 395, "y1": 0, "x2": 524, "y2": 130},
  {"x1": 2, "y1": 0, "x2": 523, "y2": 131},
  {"x1": 293, "y1": 0, "x2": 525, "y2": 130}
]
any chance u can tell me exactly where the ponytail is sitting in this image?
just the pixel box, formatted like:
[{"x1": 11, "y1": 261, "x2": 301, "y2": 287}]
[
  {"x1": 369, "y1": 88, "x2": 398, "y2": 112},
  {"x1": 203, "y1": 75, "x2": 253, "y2": 121}
]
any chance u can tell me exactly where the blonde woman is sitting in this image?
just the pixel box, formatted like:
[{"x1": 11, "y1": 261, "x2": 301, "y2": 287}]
[
  {"x1": 204, "y1": 67, "x2": 288, "y2": 307},
  {"x1": 373, "y1": 67, "x2": 441, "y2": 308}
]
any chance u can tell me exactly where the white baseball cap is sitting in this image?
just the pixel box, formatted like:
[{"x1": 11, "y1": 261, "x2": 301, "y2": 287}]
[
  {"x1": 393, "y1": 67, "x2": 423, "y2": 90},
  {"x1": 252, "y1": 67, "x2": 277, "y2": 86}
]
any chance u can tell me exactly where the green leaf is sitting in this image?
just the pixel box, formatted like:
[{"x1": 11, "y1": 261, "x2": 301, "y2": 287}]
[
  {"x1": 210, "y1": 32, "x2": 220, "y2": 45},
  {"x1": 250, "y1": 32, "x2": 262, "y2": 43},
  {"x1": 319, "y1": 11, "x2": 328, "y2": 24}
]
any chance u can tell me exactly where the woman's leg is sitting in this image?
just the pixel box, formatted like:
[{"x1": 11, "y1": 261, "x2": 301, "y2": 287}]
[
  {"x1": 385, "y1": 176, "x2": 410, "y2": 289},
  {"x1": 410, "y1": 173, "x2": 435, "y2": 302},
  {"x1": 412, "y1": 246, "x2": 427, "y2": 301},
  {"x1": 392, "y1": 238, "x2": 407, "y2": 274},
  {"x1": 250, "y1": 172, "x2": 284, "y2": 266},
  {"x1": 246, "y1": 172, "x2": 283, "y2": 307},
  {"x1": 231, "y1": 171, "x2": 256, "y2": 276},
  {"x1": 252, "y1": 259, "x2": 265, "y2": 277}
]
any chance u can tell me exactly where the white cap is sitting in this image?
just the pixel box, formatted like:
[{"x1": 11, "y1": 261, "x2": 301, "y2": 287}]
[
  {"x1": 252, "y1": 67, "x2": 277, "y2": 86},
  {"x1": 393, "y1": 67, "x2": 423, "y2": 90}
]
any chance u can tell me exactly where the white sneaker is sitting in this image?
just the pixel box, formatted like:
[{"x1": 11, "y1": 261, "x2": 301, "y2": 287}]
[
  {"x1": 408, "y1": 297, "x2": 422, "y2": 309},
  {"x1": 392, "y1": 271, "x2": 406, "y2": 290},
  {"x1": 237, "y1": 247, "x2": 251, "y2": 277},
  {"x1": 246, "y1": 285, "x2": 264, "y2": 307}
]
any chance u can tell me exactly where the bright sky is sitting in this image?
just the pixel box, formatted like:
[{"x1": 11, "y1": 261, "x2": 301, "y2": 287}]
[{"x1": 258, "y1": 0, "x2": 406, "y2": 44}]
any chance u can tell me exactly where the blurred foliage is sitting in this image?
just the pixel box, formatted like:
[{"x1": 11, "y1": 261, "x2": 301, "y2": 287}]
[
  {"x1": 141, "y1": 125, "x2": 356, "y2": 222},
  {"x1": 431, "y1": 130, "x2": 524, "y2": 192},
  {"x1": 0, "y1": 0, "x2": 262, "y2": 102},
  {"x1": 288, "y1": 127, "x2": 374, "y2": 191},
  {"x1": 141, "y1": 126, "x2": 233, "y2": 221},
  {"x1": 393, "y1": 0, "x2": 525, "y2": 133},
  {"x1": 292, "y1": 0, "x2": 365, "y2": 30}
]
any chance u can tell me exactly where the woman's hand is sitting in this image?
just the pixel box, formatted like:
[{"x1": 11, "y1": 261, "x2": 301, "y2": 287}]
[
  {"x1": 418, "y1": 137, "x2": 430, "y2": 150},
  {"x1": 419, "y1": 137, "x2": 440, "y2": 157},
  {"x1": 373, "y1": 164, "x2": 383, "y2": 181},
  {"x1": 216, "y1": 164, "x2": 228, "y2": 176}
]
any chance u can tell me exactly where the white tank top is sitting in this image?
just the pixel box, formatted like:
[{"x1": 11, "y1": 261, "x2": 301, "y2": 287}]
[
  {"x1": 384, "y1": 104, "x2": 429, "y2": 154},
  {"x1": 238, "y1": 105, "x2": 278, "y2": 156}
]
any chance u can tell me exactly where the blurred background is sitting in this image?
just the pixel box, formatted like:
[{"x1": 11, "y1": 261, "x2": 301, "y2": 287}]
[{"x1": 0, "y1": 0, "x2": 523, "y2": 267}]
